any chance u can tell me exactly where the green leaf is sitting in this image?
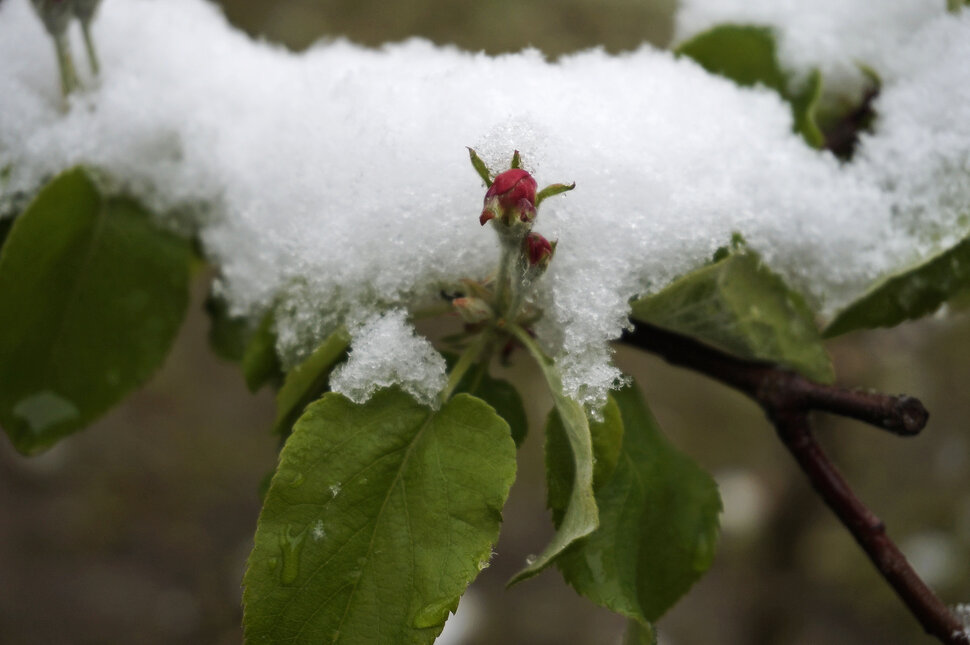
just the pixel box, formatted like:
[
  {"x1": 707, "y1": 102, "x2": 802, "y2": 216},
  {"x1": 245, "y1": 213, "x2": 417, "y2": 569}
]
[
  {"x1": 630, "y1": 247, "x2": 834, "y2": 383},
  {"x1": 244, "y1": 389, "x2": 516, "y2": 645},
  {"x1": 546, "y1": 395, "x2": 624, "y2": 523},
  {"x1": 0, "y1": 168, "x2": 191, "y2": 454},
  {"x1": 824, "y1": 236, "x2": 970, "y2": 337},
  {"x1": 453, "y1": 362, "x2": 529, "y2": 447},
  {"x1": 272, "y1": 328, "x2": 351, "y2": 438},
  {"x1": 789, "y1": 70, "x2": 825, "y2": 148},
  {"x1": 676, "y1": 25, "x2": 823, "y2": 148},
  {"x1": 555, "y1": 383, "x2": 721, "y2": 625},
  {"x1": 243, "y1": 311, "x2": 283, "y2": 392},
  {"x1": 204, "y1": 290, "x2": 250, "y2": 363},
  {"x1": 676, "y1": 25, "x2": 786, "y2": 92},
  {"x1": 508, "y1": 325, "x2": 598, "y2": 584}
]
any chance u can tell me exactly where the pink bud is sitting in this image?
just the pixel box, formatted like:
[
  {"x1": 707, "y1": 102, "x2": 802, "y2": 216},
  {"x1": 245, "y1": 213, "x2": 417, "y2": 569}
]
[
  {"x1": 480, "y1": 168, "x2": 538, "y2": 227},
  {"x1": 486, "y1": 169, "x2": 537, "y2": 209},
  {"x1": 524, "y1": 233, "x2": 556, "y2": 268}
]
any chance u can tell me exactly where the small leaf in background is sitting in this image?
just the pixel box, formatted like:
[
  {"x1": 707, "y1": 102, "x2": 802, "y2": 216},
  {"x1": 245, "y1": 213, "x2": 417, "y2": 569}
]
[
  {"x1": 272, "y1": 328, "x2": 351, "y2": 438},
  {"x1": 243, "y1": 389, "x2": 516, "y2": 645},
  {"x1": 676, "y1": 25, "x2": 823, "y2": 148},
  {"x1": 204, "y1": 290, "x2": 250, "y2": 363},
  {"x1": 824, "y1": 235, "x2": 970, "y2": 338},
  {"x1": 630, "y1": 246, "x2": 834, "y2": 383},
  {"x1": 242, "y1": 311, "x2": 283, "y2": 392},
  {"x1": 0, "y1": 168, "x2": 192, "y2": 454},
  {"x1": 546, "y1": 395, "x2": 624, "y2": 524},
  {"x1": 555, "y1": 382, "x2": 721, "y2": 626},
  {"x1": 508, "y1": 328, "x2": 599, "y2": 584}
]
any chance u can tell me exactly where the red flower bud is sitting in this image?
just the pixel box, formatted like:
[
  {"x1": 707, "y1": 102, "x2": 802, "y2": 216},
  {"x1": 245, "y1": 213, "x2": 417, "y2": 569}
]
[
  {"x1": 524, "y1": 233, "x2": 556, "y2": 269},
  {"x1": 480, "y1": 168, "x2": 538, "y2": 227}
]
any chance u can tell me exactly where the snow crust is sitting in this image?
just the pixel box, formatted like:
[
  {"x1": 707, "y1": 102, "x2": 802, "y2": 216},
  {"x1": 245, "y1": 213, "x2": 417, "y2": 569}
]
[{"x1": 1, "y1": 0, "x2": 969, "y2": 408}]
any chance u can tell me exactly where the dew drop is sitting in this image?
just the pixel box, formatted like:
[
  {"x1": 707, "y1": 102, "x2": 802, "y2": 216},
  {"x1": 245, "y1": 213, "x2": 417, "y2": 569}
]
[
  {"x1": 278, "y1": 525, "x2": 308, "y2": 584},
  {"x1": 290, "y1": 472, "x2": 305, "y2": 487},
  {"x1": 525, "y1": 554, "x2": 537, "y2": 566},
  {"x1": 329, "y1": 483, "x2": 341, "y2": 498},
  {"x1": 13, "y1": 391, "x2": 79, "y2": 435}
]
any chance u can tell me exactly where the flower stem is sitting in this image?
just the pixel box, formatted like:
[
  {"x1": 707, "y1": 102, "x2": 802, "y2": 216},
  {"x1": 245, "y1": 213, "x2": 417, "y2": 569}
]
[
  {"x1": 81, "y1": 22, "x2": 100, "y2": 75},
  {"x1": 53, "y1": 35, "x2": 79, "y2": 99},
  {"x1": 439, "y1": 331, "x2": 490, "y2": 403}
]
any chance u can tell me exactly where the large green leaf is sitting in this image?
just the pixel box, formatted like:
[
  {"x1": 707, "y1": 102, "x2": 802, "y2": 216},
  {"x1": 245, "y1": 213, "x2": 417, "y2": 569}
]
[
  {"x1": 554, "y1": 384, "x2": 721, "y2": 625},
  {"x1": 508, "y1": 325, "x2": 598, "y2": 584},
  {"x1": 0, "y1": 168, "x2": 191, "y2": 454},
  {"x1": 630, "y1": 248, "x2": 834, "y2": 383},
  {"x1": 824, "y1": 236, "x2": 970, "y2": 337},
  {"x1": 243, "y1": 389, "x2": 516, "y2": 645},
  {"x1": 272, "y1": 328, "x2": 350, "y2": 437},
  {"x1": 676, "y1": 25, "x2": 823, "y2": 148}
]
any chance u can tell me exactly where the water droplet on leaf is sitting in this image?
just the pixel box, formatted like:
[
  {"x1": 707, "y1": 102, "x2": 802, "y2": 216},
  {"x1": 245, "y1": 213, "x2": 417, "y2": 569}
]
[{"x1": 13, "y1": 391, "x2": 79, "y2": 435}]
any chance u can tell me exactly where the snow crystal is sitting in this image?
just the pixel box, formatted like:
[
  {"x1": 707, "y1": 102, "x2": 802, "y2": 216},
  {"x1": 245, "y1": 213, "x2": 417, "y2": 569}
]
[
  {"x1": 328, "y1": 310, "x2": 448, "y2": 407},
  {"x1": 1, "y1": 0, "x2": 970, "y2": 409}
]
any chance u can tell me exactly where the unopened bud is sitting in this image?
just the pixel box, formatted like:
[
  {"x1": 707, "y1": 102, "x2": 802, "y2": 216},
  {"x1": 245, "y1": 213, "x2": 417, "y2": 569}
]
[
  {"x1": 524, "y1": 233, "x2": 556, "y2": 269},
  {"x1": 452, "y1": 297, "x2": 494, "y2": 324},
  {"x1": 480, "y1": 168, "x2": 538, "y2": 228}
]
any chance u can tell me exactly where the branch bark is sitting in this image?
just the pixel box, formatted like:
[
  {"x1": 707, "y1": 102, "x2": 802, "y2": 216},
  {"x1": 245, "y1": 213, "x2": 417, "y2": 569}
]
[{"x1": 620, "y1": 321, "x2": 969, "y2": 645}]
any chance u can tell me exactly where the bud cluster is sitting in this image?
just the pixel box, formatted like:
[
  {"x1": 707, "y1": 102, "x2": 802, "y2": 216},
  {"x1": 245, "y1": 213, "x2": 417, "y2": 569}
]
[{"x1": 456, "y1": 149, "x2": 574, "y2": 328}]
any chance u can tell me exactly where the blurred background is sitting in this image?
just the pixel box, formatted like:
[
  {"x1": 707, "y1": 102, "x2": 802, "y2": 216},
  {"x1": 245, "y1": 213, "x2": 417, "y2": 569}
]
[{"x1": 1, "y1": 1, "x2": 969, "y2": 643}]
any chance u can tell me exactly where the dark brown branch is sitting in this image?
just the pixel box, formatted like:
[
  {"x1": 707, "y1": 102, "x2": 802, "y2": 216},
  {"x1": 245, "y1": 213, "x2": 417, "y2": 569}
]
[{"x1": 619, "y1": 321, "x2": 968, "y2": 645}]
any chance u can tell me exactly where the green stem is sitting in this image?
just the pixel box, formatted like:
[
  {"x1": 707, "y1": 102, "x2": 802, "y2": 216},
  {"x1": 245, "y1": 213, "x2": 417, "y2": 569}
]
[
  {"x1": 493, "y1": 242, "x2": 513, "y2": 314},
  {"x1": 439, "y1": 332, "x2": 490, "y2": 403},
  {"x1": 81, "y1": 22, "x2": 100, "y2": 75},
  {"x1": 53, "y1": 35, "x2": 79, "y2": 99}
]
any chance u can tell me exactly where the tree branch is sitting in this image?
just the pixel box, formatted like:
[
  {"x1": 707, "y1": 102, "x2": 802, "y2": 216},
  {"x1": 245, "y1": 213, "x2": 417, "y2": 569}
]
[{"x1": 619, "y1": 321, "x2": 969, "y2": 645}]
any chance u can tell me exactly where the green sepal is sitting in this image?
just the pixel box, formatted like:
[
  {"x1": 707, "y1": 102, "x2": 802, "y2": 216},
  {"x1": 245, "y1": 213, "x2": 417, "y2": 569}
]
[
  {"x1": 535, "y1": 182, "x2": 576, "y2": 208},
  {"x1": 467, "y1": 147, "x2": 493, "y2": 187},
  {"x1": 510, "y1": 150, "x2": 522, "y2": 169}
]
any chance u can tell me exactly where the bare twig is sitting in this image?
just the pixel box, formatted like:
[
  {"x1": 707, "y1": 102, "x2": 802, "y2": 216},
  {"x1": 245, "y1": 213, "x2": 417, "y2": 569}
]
[{"x1": 620, "y1": 321, "x2": 969, "y2": 645}]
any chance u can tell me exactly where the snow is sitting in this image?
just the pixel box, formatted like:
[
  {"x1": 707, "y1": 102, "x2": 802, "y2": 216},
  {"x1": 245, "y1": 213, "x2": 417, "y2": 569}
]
[
  {"x1": 1, "y1": 0, "x2": 969, "y2": 409},
  {"x1": 675, "y1": 0, "x2": 948, "y2": 94}
]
